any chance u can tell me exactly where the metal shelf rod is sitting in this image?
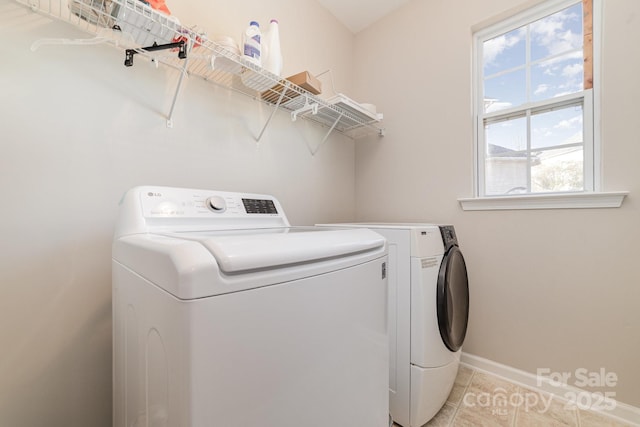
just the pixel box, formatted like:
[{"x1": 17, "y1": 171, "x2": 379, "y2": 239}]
[
  {"x1": 166, "y1": 52, "x2": 190, "y2": 128},
  {"x1": 256, "y1": 81, "x2": 291, "y2": 142},
  {"x1": 312, "y1": 112, "x2": 343, "y2": 156}
]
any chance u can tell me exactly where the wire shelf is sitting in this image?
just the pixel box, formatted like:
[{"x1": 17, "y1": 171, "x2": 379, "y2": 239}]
[{"x1": 17, "y1": 0, "x2": 385, "y2": 139}]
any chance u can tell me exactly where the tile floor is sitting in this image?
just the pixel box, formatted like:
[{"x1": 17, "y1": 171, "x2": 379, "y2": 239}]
[{"x1": 393, "y1": 364, "x2": 634, "y2": 427}]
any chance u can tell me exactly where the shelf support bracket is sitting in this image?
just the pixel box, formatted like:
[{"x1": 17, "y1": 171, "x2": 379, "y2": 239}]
[
  {"x1": 166, "y1": 53, "x2": 190, "y2": 128},
  {"x1": 124, "y1": 40, "x2": 187, "y2": 67},
  {"x1": 255, "y1": 81, "x2": 290, "y2": 142},
  {"x1": 312, "y1": 112, "x2": 343, "y2": 156}
]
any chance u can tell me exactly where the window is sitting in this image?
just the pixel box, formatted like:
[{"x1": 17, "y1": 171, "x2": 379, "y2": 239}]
[{"x1": 473, "y1": 0, "x2": 596, "y2": 198}]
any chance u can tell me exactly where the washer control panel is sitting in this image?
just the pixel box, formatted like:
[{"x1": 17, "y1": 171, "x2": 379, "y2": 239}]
[
  {"x1": 116, "y1": 186, "x2": 290, "y2": 237},
  {"x1": 135, "y1": 187, "x2": 286, "y2": 221}
]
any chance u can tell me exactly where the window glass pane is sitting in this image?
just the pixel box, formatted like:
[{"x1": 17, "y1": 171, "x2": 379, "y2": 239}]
[
  {"x1": 475, "y1": 0, "x2": 593, "y2": 198},
  {"x1": 484, "y1": 68, "x2": 526, "y2": 113},
  {"x1": 531, "y1": 104, "x2": 583, "y2": 150},
  {"x1": 483, "y1": 27, "x2": 526, "y2": 76},
  {"x1": 531, "y1": 52, "x2": 583, "y2": 101},
  {"x1": 530, "y1": 2, "x2": 583, "y2": 62},
  {"x1": 484, "y1": 117, "x2": 528, "y2": 195},
  {"x1": 532, "y1": 146, "x2": 584, "y2": 192}
]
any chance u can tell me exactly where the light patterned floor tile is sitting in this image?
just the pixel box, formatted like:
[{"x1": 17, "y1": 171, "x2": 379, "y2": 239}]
[
  {"x1": 578, "y1": 408, "x2": 635, "y2": 427},
  {"x1": 391, "y1": 366, "x2": 636, "y2": 427},
  {"x1": 424, "y1": 402, "x2": 457, "y2": 427},
  {"x1": 515, "y1": 387, "x2": 577, "y2": 426},
  {"x1": 453, "y1": 405, "x2": 513, "y2": 427},
  {"x1": 450, "y1": 371, "x2": 518, "y2": 427},
  {"x1": 447, "y1": 365, "x2": 474, "y2": 405}
]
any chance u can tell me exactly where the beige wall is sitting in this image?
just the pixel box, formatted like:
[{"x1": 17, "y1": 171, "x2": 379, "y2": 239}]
[
  {"x1": 354, "y1": 0, "x2": 640, "y2": 408},
  {"x1": 0, "y1": 1, "x2": 355, "y2": 426}
]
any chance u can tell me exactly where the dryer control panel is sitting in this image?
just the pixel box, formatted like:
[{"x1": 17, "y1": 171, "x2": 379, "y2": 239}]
[{"x1": 439, "y1": 225, "x2": 458, "y2": 250}]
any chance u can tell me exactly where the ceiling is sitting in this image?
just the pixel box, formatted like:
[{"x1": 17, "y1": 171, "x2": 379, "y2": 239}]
[{"x1": 316, "y1": 0, "x2": 412, "y2": 33}]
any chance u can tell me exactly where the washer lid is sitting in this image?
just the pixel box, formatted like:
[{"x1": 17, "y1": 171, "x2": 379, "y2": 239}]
[
  {"x1": 166, "y1": 227, "x2": 385, "y2": 273},
  {"x1": 114, "y1": 226, "x2": 387, "y2": 299}
]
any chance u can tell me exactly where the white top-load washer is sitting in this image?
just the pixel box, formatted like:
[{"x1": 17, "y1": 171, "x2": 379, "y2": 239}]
[
  {"x1": 317, "y1": 223, "x2": 469, "y2": 427},
  {"x1": 112, "y1": 186, "x2": 390, "y2": 427}
]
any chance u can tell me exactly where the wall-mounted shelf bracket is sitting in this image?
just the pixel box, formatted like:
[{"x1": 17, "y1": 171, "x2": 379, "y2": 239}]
[
  {"x1": 255, "y1": 81, "x2": 291, "y2": 142},
  {"x1": 166, "y1": 56, "x2": 190, "y2": 128},
  {"x1": 124, "y1": 40, "x2": 186, "y2": 67},
  {"x1": 311, "y1": 112, "x2": 343, "y2": 156}
]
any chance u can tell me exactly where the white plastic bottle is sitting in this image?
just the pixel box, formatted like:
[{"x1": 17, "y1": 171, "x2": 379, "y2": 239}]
[
  {"x1": 242, "y1": 21, "x2": 261, "y2": 66},
  {"x1": 263, "y1": 19, "x2": 283, "y2": 76}
]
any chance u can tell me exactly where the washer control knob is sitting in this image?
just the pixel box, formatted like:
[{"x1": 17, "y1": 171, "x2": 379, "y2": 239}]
[{"x1": 206, "y1": 196, "x2": 227, "y2": 213}]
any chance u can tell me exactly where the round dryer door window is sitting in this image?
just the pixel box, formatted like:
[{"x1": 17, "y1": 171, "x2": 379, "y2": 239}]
[{"x1": 437, "y1": 246, "x2": 469, "y2": 352}]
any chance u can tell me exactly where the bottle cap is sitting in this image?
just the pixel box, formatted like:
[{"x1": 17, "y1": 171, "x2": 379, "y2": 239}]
[
  {"x1": 270, "y1": 19, "x2": 278, "y2": 24},
  {"x1": 250, "y1": 21, "x2": 259, "y2": 27}
]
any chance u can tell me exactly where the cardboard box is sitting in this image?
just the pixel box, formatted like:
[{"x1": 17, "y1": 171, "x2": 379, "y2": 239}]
[
  {"x1": 286, "y1": 71, "x2": 322, "y2": 95},
  {"x1": 261, "y1": 71, "x2": 322, "y2": 104}
]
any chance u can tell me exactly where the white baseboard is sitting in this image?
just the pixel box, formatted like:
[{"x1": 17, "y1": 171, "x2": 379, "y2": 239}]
[{"x1": 461, "y1": 352, "x2": 640, "y2": 427}]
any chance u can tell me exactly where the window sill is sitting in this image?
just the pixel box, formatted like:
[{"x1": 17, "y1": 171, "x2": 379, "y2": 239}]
[{"x1": 458, "y1": 191, "x2": 629, "y2": 211}]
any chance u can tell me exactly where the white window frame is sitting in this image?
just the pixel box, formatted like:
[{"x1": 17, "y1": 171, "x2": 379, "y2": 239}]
[{"x1": 460, "y1": 0, "x2": 626, "y2": 210}]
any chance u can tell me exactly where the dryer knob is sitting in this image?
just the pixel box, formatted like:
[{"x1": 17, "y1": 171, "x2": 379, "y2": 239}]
[{"x1": 207, "y1": 196, "x2": 227, "y2": 212}]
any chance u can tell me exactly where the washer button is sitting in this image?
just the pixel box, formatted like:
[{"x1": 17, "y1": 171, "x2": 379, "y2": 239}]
[{"x1": 207, "y1": 196, "x2": 227, "y2": 212}]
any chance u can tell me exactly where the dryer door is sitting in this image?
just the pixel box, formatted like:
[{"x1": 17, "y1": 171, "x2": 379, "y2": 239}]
[{"x1": 436, "y1": 246, "x2": 469, "y2": 351}]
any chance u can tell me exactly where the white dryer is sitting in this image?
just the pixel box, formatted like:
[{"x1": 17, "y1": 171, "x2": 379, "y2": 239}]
[
  {"x1": 112, "y1": 186, "x2": 390, "y2": 427},
  {"x1": 318, "y1": 223, "x2": 469, "y2": 427}
]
